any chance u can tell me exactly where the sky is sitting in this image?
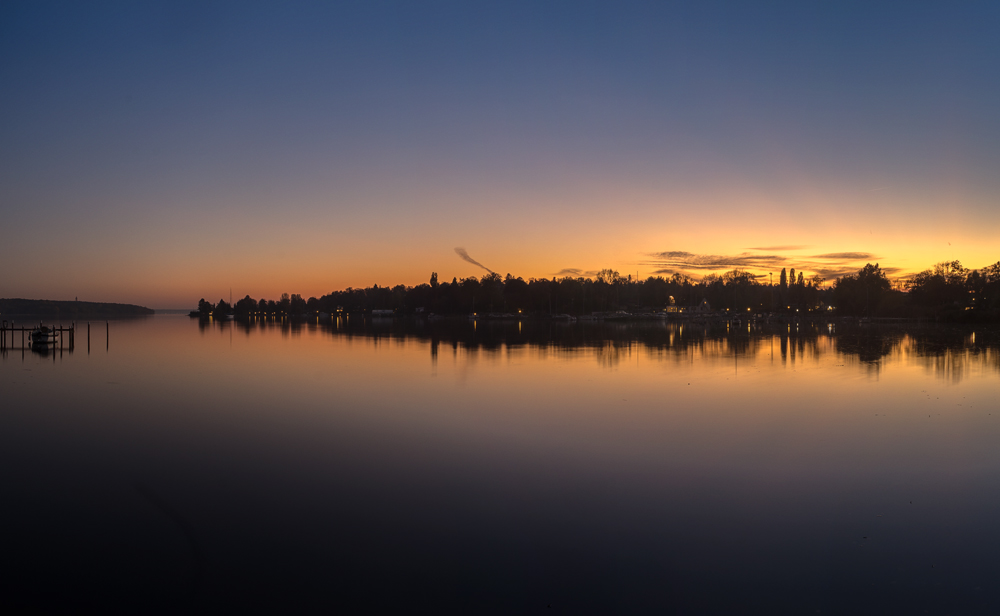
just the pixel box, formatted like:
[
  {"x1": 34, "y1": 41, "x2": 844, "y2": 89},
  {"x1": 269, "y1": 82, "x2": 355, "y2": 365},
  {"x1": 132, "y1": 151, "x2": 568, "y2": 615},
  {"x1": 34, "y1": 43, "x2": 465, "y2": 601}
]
[{"x1": 2, "y1": 1, "x2": 998, "y2": 308}]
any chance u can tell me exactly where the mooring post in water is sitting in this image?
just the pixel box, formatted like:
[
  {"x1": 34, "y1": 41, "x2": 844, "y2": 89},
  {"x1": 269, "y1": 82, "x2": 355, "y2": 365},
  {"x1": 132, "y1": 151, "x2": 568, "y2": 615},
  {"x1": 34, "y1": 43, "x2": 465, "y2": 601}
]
[
  {"x1": 106, "y1": 320, "x2": 109, "y2": 351},
  {"x1": 88, "y1": 322, "x2": 91, "y2": 353}
]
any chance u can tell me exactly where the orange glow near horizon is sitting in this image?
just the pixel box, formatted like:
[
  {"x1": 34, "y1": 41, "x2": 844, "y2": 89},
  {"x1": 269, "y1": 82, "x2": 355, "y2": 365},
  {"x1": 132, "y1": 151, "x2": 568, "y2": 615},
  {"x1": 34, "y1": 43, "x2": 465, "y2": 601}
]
[
  {"x1": 4, "y1": 187, "x2": 997, "y2": 309},
  {"x1": 2, "y1": 141, "x2": 998, "y2": 308},
  {"x1": 3, "y1": 3, "x2": 999, "y2": 310}
]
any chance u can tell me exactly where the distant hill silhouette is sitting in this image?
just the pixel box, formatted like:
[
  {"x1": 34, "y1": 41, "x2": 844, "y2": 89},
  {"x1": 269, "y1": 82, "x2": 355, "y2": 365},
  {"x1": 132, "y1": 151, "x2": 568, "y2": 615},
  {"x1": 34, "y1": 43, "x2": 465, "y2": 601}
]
[{"x1": 0, "y1": 298, "x2": 154, "y2": 317}]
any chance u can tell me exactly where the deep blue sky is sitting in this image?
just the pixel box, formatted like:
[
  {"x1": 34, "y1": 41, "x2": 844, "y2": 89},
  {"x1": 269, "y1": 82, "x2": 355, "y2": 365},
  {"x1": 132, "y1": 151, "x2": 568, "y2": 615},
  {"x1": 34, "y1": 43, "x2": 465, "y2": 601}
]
[{"x1": 2, "y1": 1, "x2": 998, "y2": 306}]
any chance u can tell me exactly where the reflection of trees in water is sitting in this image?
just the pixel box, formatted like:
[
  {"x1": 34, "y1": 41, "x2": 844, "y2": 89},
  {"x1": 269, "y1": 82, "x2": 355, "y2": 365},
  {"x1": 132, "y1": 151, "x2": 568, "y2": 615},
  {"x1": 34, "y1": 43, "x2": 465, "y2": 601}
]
[
  {"x1": 198, "y1": 317, "x2": 1000, "y2": 378},
  {"x1": 825, "y1": 327, "x2": 1000, "y2": 382},
  {"x1": 592, "y1": 340, "x2": 642, "y2": 369},
  {"x1": 923, "y1": 350, "x2": 970, "y2": 384},
  {"x1": 834, "y1": 329, "x2": 906, "y2": 364},
  {"x1": 906, "y1": 329, "x2": 1000, "y2": 383}
]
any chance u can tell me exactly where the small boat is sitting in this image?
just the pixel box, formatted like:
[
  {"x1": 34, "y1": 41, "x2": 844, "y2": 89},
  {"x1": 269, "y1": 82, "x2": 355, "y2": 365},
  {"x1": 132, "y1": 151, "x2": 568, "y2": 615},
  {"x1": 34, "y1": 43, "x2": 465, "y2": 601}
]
[{"x1": 30, "y1": 325, "x2": 59, "y2": 346}]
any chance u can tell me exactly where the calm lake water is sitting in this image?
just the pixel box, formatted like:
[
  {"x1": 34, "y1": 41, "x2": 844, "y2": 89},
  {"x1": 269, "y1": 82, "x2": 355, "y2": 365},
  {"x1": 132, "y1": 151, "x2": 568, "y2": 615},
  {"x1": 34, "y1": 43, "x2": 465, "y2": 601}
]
[{"x1": 3, "y1": 315, "x2": 1000, "y2": 613}]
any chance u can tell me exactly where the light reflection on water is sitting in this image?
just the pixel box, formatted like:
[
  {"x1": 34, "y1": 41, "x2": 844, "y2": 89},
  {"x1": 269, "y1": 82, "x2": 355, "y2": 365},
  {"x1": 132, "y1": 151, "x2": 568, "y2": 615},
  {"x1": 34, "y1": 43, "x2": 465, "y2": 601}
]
[{"x1": 2, "y1": 315, "x2": 1000, "y2": 613}]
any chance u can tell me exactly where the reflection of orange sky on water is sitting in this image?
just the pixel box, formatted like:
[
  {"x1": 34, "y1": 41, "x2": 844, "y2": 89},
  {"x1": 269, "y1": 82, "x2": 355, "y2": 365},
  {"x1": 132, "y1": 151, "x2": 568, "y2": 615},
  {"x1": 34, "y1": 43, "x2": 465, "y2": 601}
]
[
  {"x1": 64, "y1": 317, "x2": 994, "y2": 478},
  {"x1": 10, "y1": 316, "x2": 997, "y2": 487},
  {"x1": 112, "y1": 317, "x2": 999, "y2": 383},
  {"x1": 44, "y1": 317, "x2": 1000, "y2": 390}
]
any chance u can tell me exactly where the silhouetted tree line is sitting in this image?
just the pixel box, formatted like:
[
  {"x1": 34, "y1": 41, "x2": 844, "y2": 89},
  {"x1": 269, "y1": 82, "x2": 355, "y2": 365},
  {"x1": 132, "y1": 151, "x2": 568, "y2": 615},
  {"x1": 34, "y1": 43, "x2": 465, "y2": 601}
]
[
  {"x1": 833, "y1": 260, "x2": 1000, "y2": 321},
  {"x1": 194, "y1": 259, "x2": 1000, "y2": 322}
]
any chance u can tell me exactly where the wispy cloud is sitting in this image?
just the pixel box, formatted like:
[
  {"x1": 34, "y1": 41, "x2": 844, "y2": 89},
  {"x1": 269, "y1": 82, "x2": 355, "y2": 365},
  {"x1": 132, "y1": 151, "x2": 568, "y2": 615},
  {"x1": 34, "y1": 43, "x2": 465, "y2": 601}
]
[
  {"x1": 745, "y1": 245, "x2": 809, "y2": 251},
  {"x1": 812, "y1": 267, "x2": 863, "y2": 280},
  {"x1": 454, "y1": 247, "x2": 495, "y2": 274},
  {"x1": 646, "y1": 251, "x2": 788, "y2": 271},
  {"x1": 555, "y1": 268, "x2": 599, "y2": 278},
  {"x1": 644, "y1": 249, "x2": 888, "y2": 283},
  {"x1": 812, "y1": 252, "x2": 875, "y2": 260}
]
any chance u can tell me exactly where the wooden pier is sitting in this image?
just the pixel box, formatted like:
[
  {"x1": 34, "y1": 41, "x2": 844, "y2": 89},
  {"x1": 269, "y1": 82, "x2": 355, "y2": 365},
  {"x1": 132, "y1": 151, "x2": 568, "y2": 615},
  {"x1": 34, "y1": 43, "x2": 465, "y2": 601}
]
[{"x1": 0, "y1": 321, "x2": 88, "y2": 353}]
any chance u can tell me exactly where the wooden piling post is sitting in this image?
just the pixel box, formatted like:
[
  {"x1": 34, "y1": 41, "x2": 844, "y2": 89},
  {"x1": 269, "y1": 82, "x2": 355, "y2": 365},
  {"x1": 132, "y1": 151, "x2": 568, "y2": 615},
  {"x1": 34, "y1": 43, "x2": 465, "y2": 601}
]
[{"x1": 106, "y1": 321, "x2": 109, "y2": 351}]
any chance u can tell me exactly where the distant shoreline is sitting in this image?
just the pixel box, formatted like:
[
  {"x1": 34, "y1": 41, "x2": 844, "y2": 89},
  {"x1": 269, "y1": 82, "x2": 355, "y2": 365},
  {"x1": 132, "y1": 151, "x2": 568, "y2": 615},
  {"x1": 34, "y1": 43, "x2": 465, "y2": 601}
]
[{"x1": 0, "y1": 298, "x2": 154, "y2": 318}]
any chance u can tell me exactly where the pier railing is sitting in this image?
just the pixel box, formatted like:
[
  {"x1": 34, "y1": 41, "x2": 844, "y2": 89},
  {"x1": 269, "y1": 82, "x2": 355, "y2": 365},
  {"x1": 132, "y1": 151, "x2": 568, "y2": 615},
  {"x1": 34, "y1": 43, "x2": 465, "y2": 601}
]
[{"x1": 0, "y1": 320, "x2": 112, "y2": 354}]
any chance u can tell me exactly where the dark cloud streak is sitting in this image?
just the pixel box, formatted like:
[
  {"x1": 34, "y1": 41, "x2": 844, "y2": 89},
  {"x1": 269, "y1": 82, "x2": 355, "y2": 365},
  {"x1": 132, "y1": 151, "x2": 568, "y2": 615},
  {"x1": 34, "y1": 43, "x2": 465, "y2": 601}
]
[
  {"x1": 555, "y1": 268, "x2": 600, "y2": 278},
  {"x1": 454, "y1": 248, "x2": 495, "y2": 274}
]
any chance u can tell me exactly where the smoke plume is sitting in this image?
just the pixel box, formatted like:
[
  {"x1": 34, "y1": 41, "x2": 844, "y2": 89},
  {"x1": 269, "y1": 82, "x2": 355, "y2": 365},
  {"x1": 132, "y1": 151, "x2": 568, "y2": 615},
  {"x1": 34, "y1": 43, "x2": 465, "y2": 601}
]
[{"x1": 454, "y1": 248, "x2": 495, "y2": 274}]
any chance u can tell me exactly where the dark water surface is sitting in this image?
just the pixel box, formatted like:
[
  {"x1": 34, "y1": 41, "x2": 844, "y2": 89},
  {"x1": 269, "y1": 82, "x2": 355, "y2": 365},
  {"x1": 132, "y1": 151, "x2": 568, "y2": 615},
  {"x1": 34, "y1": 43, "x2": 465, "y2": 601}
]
[{"x1": 3, "y1": 315, "x2": 1000, "y2": 613}]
